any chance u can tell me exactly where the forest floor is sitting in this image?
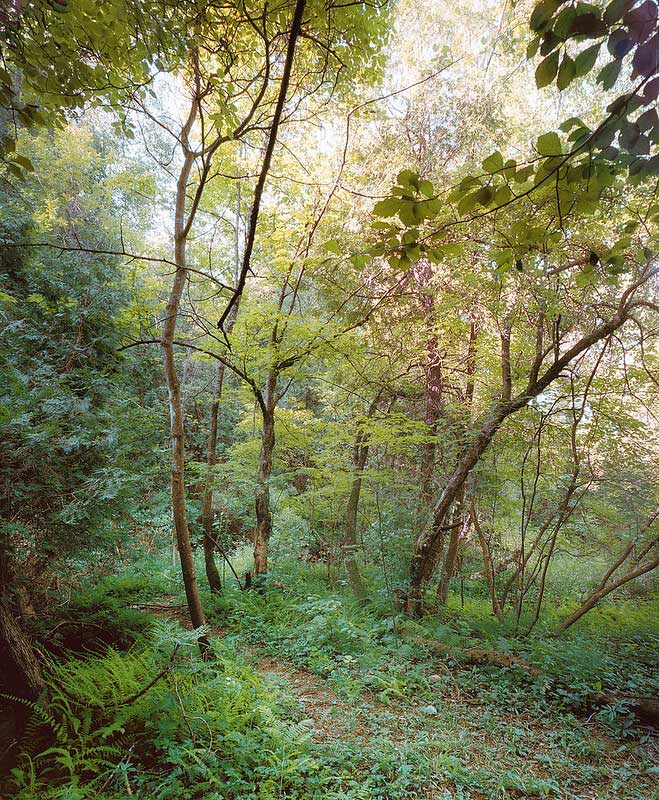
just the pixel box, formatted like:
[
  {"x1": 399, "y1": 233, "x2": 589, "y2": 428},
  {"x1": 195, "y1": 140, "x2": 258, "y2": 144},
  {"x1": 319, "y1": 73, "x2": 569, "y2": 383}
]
[{"x1": 145, "y1": 587, "x2": 659, "y2": 800}]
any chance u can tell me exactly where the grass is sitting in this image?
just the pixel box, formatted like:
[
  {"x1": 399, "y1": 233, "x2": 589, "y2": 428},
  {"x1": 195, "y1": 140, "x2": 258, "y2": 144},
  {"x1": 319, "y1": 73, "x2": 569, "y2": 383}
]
[
  {"x1": 203, "y1": 558, "x2": 659, "y2": 799},
  {"x1": 5, "y1": 551, "x2": 658, "y2": 799}
]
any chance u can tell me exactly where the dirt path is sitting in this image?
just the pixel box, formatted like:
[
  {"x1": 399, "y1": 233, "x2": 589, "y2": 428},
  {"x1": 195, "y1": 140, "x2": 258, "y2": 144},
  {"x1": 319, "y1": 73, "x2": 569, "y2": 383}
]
[{"x1": 141, "y1": 597, "x2": 410, "y2": 747}]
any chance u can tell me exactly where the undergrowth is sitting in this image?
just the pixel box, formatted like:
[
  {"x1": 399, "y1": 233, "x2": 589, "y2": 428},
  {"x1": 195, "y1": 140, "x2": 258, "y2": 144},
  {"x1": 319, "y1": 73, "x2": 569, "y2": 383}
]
[
  {"x1": 6, "y1": 621, "x2": 335, "y2": 800},
  {"x1": 4, "y1": 560, "x2": 658, "y2": 799}
]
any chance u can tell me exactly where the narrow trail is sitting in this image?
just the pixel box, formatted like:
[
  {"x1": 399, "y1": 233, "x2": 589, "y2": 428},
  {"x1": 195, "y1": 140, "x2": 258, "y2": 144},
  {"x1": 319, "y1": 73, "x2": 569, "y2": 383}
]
[
  {"x1": 134, "y1": 596, "x2": 659, "y2": 800},
  {"x1": 140, "y1": 597, "x2": 422, "y2": 748}
]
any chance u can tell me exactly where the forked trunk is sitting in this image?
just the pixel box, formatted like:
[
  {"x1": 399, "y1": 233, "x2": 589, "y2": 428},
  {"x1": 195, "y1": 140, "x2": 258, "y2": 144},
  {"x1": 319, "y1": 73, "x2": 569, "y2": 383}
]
[
  {"x1": 161, "y1": 97, "x2": 207, "y2": 641},
  {"x1": 406, "y1": 407, "x2": 507, "y2": 614},
  {"x1": 406, "y1": 307, "x2": 627, "y2": 615}
]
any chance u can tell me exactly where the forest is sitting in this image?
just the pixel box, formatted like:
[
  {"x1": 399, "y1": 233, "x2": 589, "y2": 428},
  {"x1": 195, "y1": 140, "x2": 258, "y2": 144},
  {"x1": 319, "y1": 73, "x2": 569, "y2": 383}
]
[{"x1": 1, "y1": 0, "x2": 659, "y2": 797}]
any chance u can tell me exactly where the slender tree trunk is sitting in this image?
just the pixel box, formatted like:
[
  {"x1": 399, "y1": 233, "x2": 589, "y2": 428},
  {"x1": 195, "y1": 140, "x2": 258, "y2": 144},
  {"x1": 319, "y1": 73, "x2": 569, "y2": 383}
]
[
  {"x1": 414, "y1": 258, "x2": 443, "y2": 513},
  {"x1": 201, "y1": 182, "x2": 243, "y2": 593},
  {"x1": 470, "y1": 505, "x2": 504, "y2": 623},
  {"x1": 342, "y1": 394, "x2": 382, "y2": 598},
  {"x1": 435, "y1": 322, "x2": 478, "y2": 606},
  {"x1": 161, "y1": 97, "x2": 207, "y2": 637},
  {"x1": 437, "y1": 489, "x2": 468, "y2": 604},
  {"x1": 202, "y1": 362, "x2": 225, "y2": 593},
  {"x1": 253, "y1": 374, "x2": 277, "y2": 574},
  {"x1": 343, "y1": 431, "x2": 370, "y2": 599},
  {"x1": 558, "y1": 510, "x2": 659, "y2": 631},
  {"x1": 558, "y1": 554, "x2": 659, "y2": 631}
]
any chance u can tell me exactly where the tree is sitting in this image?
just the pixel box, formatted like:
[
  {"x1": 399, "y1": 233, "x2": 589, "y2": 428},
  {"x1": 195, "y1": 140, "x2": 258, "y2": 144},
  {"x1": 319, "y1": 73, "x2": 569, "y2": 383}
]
[
  {"x1": 5, "y1": 0, "x2": 391, "y2": 631},
  {"x1": 0, "y1": 124, "x2": 162, "y2": 694}
]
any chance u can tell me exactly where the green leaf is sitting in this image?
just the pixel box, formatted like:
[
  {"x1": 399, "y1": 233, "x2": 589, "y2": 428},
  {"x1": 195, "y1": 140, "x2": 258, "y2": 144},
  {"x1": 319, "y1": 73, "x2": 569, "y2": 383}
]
[
  {"x1": 540, "y1": 30, "x2": 562, "y2": 55},
  {"x1": 373, "y1": 198, "x2": 401, "y2": 217},
  {"x1": 603, "y1": 0, "x2": 627, "y2": 24},
  {"x1": 494, "y1": 185, "x2": 513, "y2": 205},
  {"x1": 530, "y1": 0, "x2": 564, "y2": 31},
  {"x1": 502, "y1": 159, "x2": 518, "y2": 178},
  {"x1": 350, "y1": 254, "x2": 370, "y2": 268},
  {"x1": 569, "y1": 12, "x2": 606, "y2": 38},
  {"x1": 397, "y1": 169, "x2": 419, "y2": 188},
  {"x1": 6, "y1": 162, "x2": 24, "y2": 180},
  {"x1": 574, "y1": 43, "x2": 601, "y2": 77},
  {"x1": 536, "y1": 131, "x2": 562, "y2": 155},
  {"x1": 482, "y1": 151, "x2": 504, "y2": 172},
  {"x1": 459, "y1": 175, "x2": 481, "y2": 191},
  {"x1": 553, "y1": 6, "x2": 577, "y2": 38},
  {"x1": 398, "y1": 201, "x2": 419, "y2": 226},
  {"x1": 527, "y1": 35, "x2": 542, "y2": 58},
  {"x1": 457, "y1": 191, "x2": 479, "y2": 216},
  {"x1": 535, "y1": 51, "x2": 560, "y2": 89},
  {"x1": 556, "y1": 54, "x2": 576, "y2": 90},
  {"x1": 476, "y1": 186, "x2": 494, "y2": 206},
  {"x1": 417, "y1": 179, "x2": 434, "y2": 198},
  {"x1": 512, "y1": 165, "x2": 535, "y2": 183},
  {"x1": 560, "y1": 116, "x2": 586, "y2": 132},
  {"x1": 324, "y1": 239, "x2": 342, "y2": 255},
  {"x1": 13, "y1": 155, "x2": 34, "y2": 172},
  {"x1": 596, "y1": 60, "x2": 621, "y2": 90},
  {"x1": 418, "y1": 198, "x2": 442, "y2": 217},
  {"x1": 575, "y1": 268, "x2": 597, "y2": 287}
]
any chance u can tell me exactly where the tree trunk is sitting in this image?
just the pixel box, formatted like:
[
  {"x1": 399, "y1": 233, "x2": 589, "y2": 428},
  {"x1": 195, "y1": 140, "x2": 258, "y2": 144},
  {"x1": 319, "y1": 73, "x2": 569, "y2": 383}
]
[
  {"x1": 414, "y1": 258, "x2": 443, "y2": 512},
  {"x1": 435, "y1": 322, "x2": 478, "y2": 607},
  {"x1": 202, "y1": 361, "x2": 225, "y2": 594},
  {"x1": 253, "y1": 378, "x2": 276, "y2": 575},
  {"x1": 405, "y1": 307, "x2": 628, "y2": 615},
  {"x1": 558, "y1": 511, "x2": 659, "y2": 631},
  {"x1": 201, "y1": 182, "x2": 243, "y2": 593},
  {"x1": 407, "y1": 404, "x2": 510, "y2": 613},
  {"x1": 343, "y1": 430, "x2": 370, "y2": 599},
  {"x1": 470, "y1": 505, "x2": 504, "y2": 623},
  {"x1": 161, "y1": 97, "x2": 207, "y2": 639},
  {"x1": 0, "y1": 597, "x2": 43, "y2": 700},
  {"x1": 437, "y1": 490, "x2": 468, "y2": 604},
  {"x1": 558, "y1": 555, "x2": 659, "y2": 630}
]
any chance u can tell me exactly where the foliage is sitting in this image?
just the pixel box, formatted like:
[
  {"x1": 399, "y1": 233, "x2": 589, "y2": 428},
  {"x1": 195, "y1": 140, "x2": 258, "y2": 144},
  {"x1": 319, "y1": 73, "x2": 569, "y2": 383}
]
[{"x1": 1, "y1": 0, "x2": 659, "y2": 797}]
